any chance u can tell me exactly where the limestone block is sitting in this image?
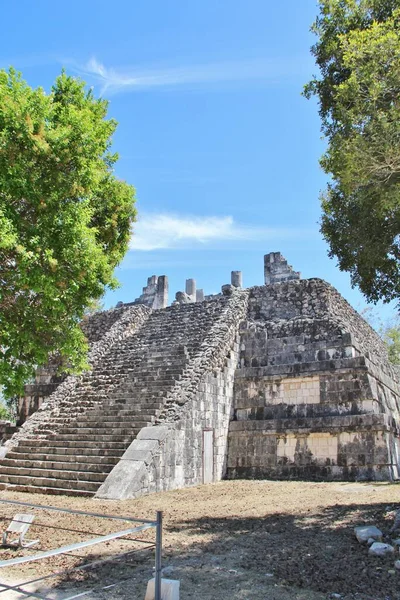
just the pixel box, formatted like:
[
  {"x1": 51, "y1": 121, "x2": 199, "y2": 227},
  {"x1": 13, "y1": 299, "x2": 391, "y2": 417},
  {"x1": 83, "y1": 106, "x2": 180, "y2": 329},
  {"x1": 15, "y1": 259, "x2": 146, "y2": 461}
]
[
  {"x1": 282, "y1": 376, "x2": 320, "y2": 405},
  {"x1": 96, "y1": 460, "x2": 148, "y2": 500},
  {"x1": 145, "y1": 578, "x2": 180, "y2": 600},
  {"x1": 122, "y1": 439, "x2": 159, "y2": 464},
  {"x1": 138, "y1": 426, "x2": 170, "y2": 442}
]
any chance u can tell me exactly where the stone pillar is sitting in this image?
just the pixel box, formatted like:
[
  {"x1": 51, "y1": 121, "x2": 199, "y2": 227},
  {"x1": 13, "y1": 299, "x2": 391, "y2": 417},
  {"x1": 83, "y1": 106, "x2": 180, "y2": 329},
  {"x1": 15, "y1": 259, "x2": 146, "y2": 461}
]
[
  {"x1": 231, "y1": 271, "x2": 243, "y2": 288},
  {"x1": 196, "y1": 289, "x2": 204, "y2": 302},
  {"x1": 154, "y1": 275, "x2": 169, "y2": 309},
  {"x1": 148, "y1": 275, "x2": 157, "y2": 286},
  {"x1": 185, "y1": 279, "x2": 196, "y2": 301},
  {"x1": 133, "y1": 274, "x2": 169, "y2": 308}
]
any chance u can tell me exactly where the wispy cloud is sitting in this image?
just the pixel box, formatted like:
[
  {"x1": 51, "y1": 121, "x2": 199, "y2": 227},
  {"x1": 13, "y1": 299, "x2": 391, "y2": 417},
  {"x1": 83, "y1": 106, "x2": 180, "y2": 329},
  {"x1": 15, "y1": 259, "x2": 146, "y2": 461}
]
[
  {"x1": 73, "y1": 55, "x2": 309, "y2": 94},
  {"x1": 130, "y1": 213, "x2": 312, "y2": 251}
]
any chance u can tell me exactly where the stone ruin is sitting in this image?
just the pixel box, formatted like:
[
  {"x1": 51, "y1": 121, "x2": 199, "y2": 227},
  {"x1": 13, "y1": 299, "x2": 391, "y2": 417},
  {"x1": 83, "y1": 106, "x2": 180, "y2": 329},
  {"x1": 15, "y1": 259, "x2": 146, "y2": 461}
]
[{"x1": 0, "y1": 252, "x2": 399, "y2": 499}]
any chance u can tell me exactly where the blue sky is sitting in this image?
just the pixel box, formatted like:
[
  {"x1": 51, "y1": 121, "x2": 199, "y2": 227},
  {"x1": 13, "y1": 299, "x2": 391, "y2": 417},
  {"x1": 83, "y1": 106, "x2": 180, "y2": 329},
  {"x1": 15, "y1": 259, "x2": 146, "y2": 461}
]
[{"x1": 1, "y1": 0, "x2": 395, "y2": 322}]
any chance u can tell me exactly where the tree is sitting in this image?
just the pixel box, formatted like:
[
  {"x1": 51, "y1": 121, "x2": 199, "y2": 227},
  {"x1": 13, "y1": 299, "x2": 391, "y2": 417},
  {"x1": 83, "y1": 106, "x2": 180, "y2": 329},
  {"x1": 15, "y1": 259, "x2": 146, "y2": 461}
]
[
  {"x1": 382, "y1": 324, "x2": 400, "y2": 364},
  {"x1": 305, "y1": 1, "x2": 400, "y2": 304},
  {"x1": 0, "y1": 69, "x2": 136, "y2": 398},
  {"x1": 361, "y1": 306, "x2": 400, "y2": 364}
]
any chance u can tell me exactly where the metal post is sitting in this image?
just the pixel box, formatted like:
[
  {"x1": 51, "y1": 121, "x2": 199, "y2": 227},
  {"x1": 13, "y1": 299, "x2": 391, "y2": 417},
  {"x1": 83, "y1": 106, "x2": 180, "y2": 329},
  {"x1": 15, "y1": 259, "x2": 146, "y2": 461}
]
[{"x1": 155, "y1": 511, "x2": 162, "y2": 600}]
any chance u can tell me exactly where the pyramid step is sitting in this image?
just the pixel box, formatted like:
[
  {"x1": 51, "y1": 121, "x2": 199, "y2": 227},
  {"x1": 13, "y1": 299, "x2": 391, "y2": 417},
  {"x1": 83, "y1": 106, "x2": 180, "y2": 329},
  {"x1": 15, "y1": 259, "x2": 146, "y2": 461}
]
[
  {"x1": 46, "y1": 433, "x2": 137, "y2": 443},
  {"x1": 48, "y1": 419, "x2": 154, "y2": 429},
  {"x1": 0, "y1": 458, "x2": 117, "y2": 473},
  {"x1": 0, "y1": 474, "x2": 100, "y2": 492},
  {"x1": 0, "y1": 482, "x2": 94, "y2": 497},
  {"x1": 48, "y1": 414, "x2": 159, "y2": 427},
  {"x1": 89, "y1": 407, "x2": 161, "y2": 416},
  {"x1": 55, "y1": 425, "x2": 149, "y2": 436},
  {"x1": 4, "y1": 452, "x2": 122, "y2": 465},
  {"x1": 0, "y1": 465, "x2": 108, "y2": 482},
  {"x1": 11, "y1": 446, "x2": 126, "y2": 457},
  {"x1": 18, "y1": 439, "x2": 129, "y2": 450},
  {"x1": 78, "y1": 412, "x2": 161, "y2": 422}
]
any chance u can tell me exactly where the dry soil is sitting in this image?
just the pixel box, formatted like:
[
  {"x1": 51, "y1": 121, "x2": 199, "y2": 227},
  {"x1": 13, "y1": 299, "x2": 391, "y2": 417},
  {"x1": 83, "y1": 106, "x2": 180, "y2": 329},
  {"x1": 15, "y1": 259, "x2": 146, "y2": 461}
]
[{"x1": 0, "y1": 480, "x2": 399, "y2": 599}]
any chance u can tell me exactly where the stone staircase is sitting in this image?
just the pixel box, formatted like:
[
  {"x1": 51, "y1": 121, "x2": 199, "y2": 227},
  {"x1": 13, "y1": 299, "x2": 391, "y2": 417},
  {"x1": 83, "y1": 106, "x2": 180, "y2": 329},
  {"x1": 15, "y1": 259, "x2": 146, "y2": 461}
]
[{"x1": 0, "y1": 299, "x2": 228, "y2": 496}]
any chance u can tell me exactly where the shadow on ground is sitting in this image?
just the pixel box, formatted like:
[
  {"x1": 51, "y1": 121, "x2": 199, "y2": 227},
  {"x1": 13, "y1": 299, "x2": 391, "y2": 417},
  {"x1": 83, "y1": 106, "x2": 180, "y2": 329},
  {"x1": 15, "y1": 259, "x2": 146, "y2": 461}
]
[
  {"x1": 7, "y1": 497, "x2": 400, "y2": 599},
  {"x1": 166, "y1": 500, "x2": 400, "y2": 600}
]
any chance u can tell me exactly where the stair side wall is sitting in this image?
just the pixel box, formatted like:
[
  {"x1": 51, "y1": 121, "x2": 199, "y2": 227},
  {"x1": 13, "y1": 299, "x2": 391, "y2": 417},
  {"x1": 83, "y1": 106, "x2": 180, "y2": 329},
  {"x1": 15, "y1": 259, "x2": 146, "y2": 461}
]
[
  {"x1": 96, "y1": 347, "x2": 239, "y2": 500},
  {"x1": 96, "y1": 290, "x2": 249, "y2": 500}
]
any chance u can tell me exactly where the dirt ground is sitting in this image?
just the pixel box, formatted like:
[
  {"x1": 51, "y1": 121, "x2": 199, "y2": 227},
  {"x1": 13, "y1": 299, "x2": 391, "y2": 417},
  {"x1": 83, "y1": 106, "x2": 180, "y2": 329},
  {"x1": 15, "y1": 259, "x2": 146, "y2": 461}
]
[{"x1": 0, "y1": 480, "x2": 399, "y2": 599}]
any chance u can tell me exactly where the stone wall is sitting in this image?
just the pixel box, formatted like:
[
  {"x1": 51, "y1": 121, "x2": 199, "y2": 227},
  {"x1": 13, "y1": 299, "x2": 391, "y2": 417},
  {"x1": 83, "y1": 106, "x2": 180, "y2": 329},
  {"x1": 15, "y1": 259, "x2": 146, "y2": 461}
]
[
  {"x1": 227, "y1": 280, "x2": 400, "y2": 481},
  {"x1": 264, "y1": 252, "x2": 301, "y2": 284}
]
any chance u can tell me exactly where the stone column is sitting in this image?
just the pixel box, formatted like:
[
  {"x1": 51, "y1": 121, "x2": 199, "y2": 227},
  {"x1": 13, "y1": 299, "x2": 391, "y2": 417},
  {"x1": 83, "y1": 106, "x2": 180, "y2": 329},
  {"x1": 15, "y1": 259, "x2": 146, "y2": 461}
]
[
  {"x1": 185, "y1": 279, "x2": 196, "y2": 301},
  {"x1": 196, "y1": 289, "x2": 204, "y2": 302},
  {"x1": 231, "y1": 271, "x2": 243, "y2": 288},
  {"x1": 154, "y1": 275, "x2": 168, "y2": 309},
  {"x1": 147, "y1": 275, "x2": 158, "y2": 287}
]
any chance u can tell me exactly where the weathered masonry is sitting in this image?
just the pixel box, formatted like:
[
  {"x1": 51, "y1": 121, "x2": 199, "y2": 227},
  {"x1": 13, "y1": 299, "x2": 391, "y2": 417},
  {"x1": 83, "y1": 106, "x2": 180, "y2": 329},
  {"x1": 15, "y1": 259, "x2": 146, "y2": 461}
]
[{"x1": 0, "y1": 253, "x2": 399, "y2": 498}]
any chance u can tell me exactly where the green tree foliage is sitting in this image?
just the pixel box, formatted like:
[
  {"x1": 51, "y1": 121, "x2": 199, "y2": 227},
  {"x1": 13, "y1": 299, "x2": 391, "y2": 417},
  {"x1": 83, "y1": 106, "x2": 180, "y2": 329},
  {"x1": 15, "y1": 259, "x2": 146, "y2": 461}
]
[
  {"x1": 360, "y1": 306, "x2": 400, "y2": 364},
  {"x1": 382, "y1": 324, "x2": 400, "y2": 364},
  {"x1": 0, "y1": 69, "x2": 136, "y2": 398},
  {"x1": 305, "y1": 1, "x2": 400, "y2": 304}
]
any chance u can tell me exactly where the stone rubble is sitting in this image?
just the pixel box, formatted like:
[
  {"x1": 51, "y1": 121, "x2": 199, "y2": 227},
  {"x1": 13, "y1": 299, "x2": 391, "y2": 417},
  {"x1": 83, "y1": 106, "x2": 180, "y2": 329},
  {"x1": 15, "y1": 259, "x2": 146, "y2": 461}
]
[
  {"x1": 368, "y1": 542, "x2": 395, "y2": 557},
  {"x1": 354, "y1": 525, "x2": 383, "y2": 544}
]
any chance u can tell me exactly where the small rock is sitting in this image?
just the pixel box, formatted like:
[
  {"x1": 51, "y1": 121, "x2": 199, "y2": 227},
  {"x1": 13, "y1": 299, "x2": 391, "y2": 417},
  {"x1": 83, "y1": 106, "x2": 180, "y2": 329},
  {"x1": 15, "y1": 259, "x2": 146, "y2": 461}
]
[
  {"x1": 369, "y1": 542, "x2": 395, "y2": 557},
  {"x1": 330, "y1": 594, "x2": 342, "y2": 599},
  {"x1": 388, "y1": 570, "x2": 396, "y2": 575},
  {"x1": 394, "y1": 560, "x2": 400, "y2": 571},
  {"x1": 228, "y1": 569, "x2": 238, "y2": 574},
  {"x1": 367, "y1": 537, "x2": 376, "y2": 546},
  {"x1": 264, "y1": 573, "x2": 274, "y2": 578},
  {"x1": 355, "y1": 525, "x2": 383, "y2": 544},
  {"x1": 161, "y1": 566, "x2": 175, "y2": 577},
  {"x1": 392, "y1": 538, "x2": 400, "y2": 547}
]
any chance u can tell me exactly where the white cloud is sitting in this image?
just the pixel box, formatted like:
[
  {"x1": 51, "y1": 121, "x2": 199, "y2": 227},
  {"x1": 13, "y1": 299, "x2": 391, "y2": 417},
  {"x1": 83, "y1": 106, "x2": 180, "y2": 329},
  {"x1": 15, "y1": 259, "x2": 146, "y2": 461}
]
[
  {"x1": 130, "y1": 213, "x2": 311, "y2": 251},
  {"x1": 74, "y1": 55, "x2": 309, "y2": 94}
]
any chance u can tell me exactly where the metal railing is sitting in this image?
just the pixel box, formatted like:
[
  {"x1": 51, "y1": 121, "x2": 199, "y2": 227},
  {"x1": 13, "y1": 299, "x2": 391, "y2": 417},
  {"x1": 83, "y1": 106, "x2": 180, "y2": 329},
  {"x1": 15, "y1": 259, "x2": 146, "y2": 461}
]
[{"x1": 0, "y1": 498, "x2": 162, "y2": 600}]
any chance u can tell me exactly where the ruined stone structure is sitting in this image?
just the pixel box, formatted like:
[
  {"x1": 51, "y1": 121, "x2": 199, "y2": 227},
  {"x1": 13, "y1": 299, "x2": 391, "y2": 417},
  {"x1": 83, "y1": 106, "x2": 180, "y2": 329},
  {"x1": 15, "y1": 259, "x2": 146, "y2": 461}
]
[{"x1": 0, "y1": 253, "x2": 399, "y2": 497}]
